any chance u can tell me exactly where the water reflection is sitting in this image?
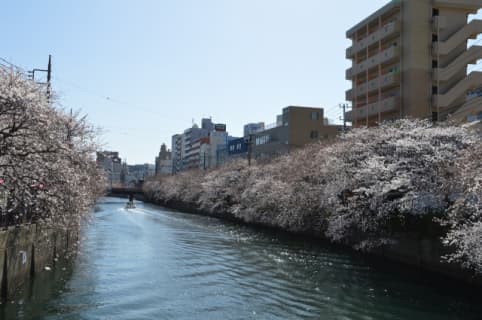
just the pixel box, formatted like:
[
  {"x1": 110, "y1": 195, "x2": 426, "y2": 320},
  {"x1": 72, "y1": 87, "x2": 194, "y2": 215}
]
[{"x1": 1, "y1": 197, "x2": 481, "y2": 320}]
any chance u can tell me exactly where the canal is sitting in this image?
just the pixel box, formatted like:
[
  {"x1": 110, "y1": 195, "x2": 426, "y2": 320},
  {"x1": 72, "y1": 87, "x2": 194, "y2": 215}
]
[{"x1": 1, "y1": 197, "x2": 481, "y2": 319}]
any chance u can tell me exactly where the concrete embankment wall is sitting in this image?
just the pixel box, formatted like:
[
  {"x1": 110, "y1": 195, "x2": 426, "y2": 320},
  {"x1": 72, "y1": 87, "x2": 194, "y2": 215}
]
[
  {"x1": 0, "y1": 224, "x2": 79, "y2": 299},
  {"x1": 149, "y1": 198, "x2": 482, "y2": 287}
]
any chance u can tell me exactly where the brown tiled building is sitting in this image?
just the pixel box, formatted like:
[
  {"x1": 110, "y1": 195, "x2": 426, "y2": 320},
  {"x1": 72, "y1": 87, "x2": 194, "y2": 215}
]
[{"x1": 345, "y1": 0, "x2": 482, "y2": 127}]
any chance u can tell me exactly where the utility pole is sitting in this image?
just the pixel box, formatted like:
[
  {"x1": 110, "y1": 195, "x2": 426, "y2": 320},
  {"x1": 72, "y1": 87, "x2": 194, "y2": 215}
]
[
  {"x1": 339, "y1": 103, "x2": 351, "y2": 132},
  {"x1": 47, "y1": 54, "x2": 52, "y2": 101},
  {"x1": 27, "y1": 54, "x2": 52, "y2": 101},
  {"x1": 246, "y1": 134, "x2": 254, "y2": 166}
]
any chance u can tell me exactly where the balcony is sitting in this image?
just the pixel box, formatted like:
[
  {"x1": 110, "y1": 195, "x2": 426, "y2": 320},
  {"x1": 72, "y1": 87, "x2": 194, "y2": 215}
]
[
  {"x1": 378, "y1": 96, "x2": 400, "y2": 114},
  {"x1": 350, "y1": 21, "x2": 400, "y2": 56},
  {"x1": 346, "y1": 47, "x2": 354, "y2": 59},
  {"x1": 350, "y1": 72, "x2": 400, "y2": 99},
  {"x1": 349, "y1": 46, "x2": 400, "y2": 78},
  {"x1": 349, "y1": 96, "x2": 400, "y2": 121},
  {"x1": 346, "y1": 88, "x2": 353, "y2": 101},
  {"x1": 378, "y1": 46, "x2": 400, "y2": 65},
  {"x1": 346, "y1": 68, "x2": 353, "y2": 80}
]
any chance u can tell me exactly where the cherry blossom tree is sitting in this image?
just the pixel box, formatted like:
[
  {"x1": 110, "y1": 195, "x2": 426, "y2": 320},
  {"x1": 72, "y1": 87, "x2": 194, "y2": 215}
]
[
  {"x1": 0, "y1": 68, "x2": 105, "y2": 228},
  {"x1": 441, "y1": 138, "x2": 482, "y2": 272},
  {"x1": 144, "y1": 118, "x2": 481, "y2": 272}
]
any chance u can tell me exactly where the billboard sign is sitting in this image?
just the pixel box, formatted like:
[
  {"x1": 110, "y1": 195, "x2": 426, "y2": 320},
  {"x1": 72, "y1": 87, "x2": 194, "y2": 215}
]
[{"x1": 214, "y1": 124, "x2": 226, "y2": 132}]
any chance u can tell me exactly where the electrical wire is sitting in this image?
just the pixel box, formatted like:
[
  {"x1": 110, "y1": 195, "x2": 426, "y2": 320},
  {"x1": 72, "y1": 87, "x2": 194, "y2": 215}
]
[
  {"x1": 0, "y1": 57, "x2": 25, "y2": 72},
  {"x1": 52, "y1": 74, "x2": 181, "y2": 120}
]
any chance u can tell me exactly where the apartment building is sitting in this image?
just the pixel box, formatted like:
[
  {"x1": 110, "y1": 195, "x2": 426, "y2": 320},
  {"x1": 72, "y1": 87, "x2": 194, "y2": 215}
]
[
  {"x1": 182, "y1": 120, "x2": 213, "y2": 170},
  {"x1": 171, "y1": 118, "x2": 229, "y2": 172},
  {"x1": 171, "y1": 134, "x2": 183, "y2": 174},
  {"x1": 252, "y1": 106, "x2": 343, "y2": 159},
  {"x1": 345, "y1": 0, "x2": 482, "y2": 127}
]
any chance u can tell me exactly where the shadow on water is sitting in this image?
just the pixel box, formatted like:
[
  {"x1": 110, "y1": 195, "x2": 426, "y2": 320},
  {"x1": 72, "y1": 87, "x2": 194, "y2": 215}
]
[
  {"x1": 0, "y1": 259, "x2": 75, "y2": 320},
  {"x1": 160, "y1": 202, "x2": 482, "y2": 293}
]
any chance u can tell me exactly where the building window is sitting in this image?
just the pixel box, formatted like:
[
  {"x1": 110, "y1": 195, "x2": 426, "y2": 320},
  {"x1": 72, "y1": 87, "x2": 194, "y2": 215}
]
[
  {"x1": 389, "y1": 66, "x2": 399, "y2": 73},
  {"x1": 432, "y1": 34, "x2": 438, "y2": 42},
  {"x1": 256, "y1": 135, "x2": 270, "y2": 145},
  {"x1": 432, "y1": 60, "x2": 438, "y2": 68},
  {"x1": 310, "y1": 131, "x2": 319, "y2": 139},
  {"x1": 432, "y1": 8, "x2": 439, "y2": 17},
  {"x1": 310, "y1": 112, "x2": 319, "y2": 120},
  {"x1": 432, "y1": 86, "x2": 438, "y2": 94}
]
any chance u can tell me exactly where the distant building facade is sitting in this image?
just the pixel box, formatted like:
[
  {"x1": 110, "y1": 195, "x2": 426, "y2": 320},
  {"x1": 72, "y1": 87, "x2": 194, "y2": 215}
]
[
  {"x1": 228, "y1": 137, "x2": 247, "y2": 157},
  {"x1": 243, "y1": 122, "x2": 265, "y2": 137},
  {"x1": 208, "y1": 129, "x2": 228, "y2": 168},
  {"x1": 251, "y1": 106, "x2": 343, "y2": 159},
  {"x1": 96, "y1": 151, "x2": 122, "y2": 187},
  {"x1": 126, "y1": 164, "x2": 155, "y2": 185},
  {"x1": 171, "y1": 134, "x2": 183, "y2": 174},
  {"x1": 155, "y1": 143, "x2": 172, "y2": 176},
  {"x1": 171, "y1": 118, "x2": 229, "y2": 173}
]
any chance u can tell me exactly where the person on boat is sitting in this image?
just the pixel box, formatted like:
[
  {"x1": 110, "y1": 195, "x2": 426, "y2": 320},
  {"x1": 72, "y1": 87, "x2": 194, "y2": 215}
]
[{"x1": 128, "y1": 193, "x2": 134, "y2": 206}]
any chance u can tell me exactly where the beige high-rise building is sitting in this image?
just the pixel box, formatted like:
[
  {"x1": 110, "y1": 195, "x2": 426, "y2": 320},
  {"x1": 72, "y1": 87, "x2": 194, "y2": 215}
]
[{"x1": 345, "y1": 0, "x2": 482, "y2": 127}]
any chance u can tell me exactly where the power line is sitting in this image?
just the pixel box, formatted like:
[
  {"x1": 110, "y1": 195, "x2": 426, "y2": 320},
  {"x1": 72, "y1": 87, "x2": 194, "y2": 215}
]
[
  {"x1": 0, "y1": 57, "x2": 20, "y2": 68},
  {"x1": 0, "y1": 57, "x2": 25, "y2": 72},
  {"x1": 53, "y1": 75, "x2": 182, "y2": 121}
]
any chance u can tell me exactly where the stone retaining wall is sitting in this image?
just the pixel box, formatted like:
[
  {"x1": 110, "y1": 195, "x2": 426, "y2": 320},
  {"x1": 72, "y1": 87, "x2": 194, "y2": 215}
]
[
  {"x1": 0, "y1": 224, "x2": 78, "y2": 299},
  {"x1": 151, "y1": 198, "x2": 482, "y2": 287}
]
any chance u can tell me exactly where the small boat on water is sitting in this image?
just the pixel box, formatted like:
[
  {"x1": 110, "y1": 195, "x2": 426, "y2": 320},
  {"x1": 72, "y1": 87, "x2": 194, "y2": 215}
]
[
  {"x1": 125, "y1": 201, "x2": 136, "y2": 209},
  {"x1": 126, "y1": 194, "x2": 136, "y2": 209}
]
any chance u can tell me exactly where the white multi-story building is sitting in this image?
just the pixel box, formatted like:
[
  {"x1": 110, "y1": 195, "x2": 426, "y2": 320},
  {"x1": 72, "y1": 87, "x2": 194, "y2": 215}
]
[{"x1": 171, "y1": 118, "x2": 229, "y2": 172}]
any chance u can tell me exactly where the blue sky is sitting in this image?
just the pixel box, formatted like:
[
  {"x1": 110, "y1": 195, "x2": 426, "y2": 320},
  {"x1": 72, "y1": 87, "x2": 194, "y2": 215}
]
[{"x1": 2, "y1": 0, "x2": 394, "y2": 163}]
